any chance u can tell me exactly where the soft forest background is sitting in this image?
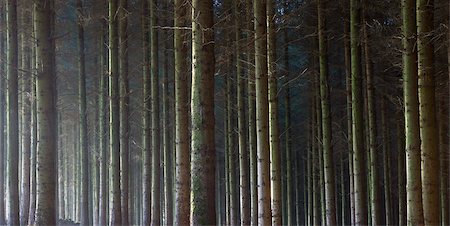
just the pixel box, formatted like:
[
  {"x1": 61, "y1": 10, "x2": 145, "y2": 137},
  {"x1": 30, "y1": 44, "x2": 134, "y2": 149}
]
[{"x1": 0, "y1": 0, "x2": 448, "y2": 225}]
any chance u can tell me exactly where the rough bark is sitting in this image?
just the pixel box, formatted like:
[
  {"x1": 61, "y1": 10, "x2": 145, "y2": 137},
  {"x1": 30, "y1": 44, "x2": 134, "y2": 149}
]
[
  {"x1": 267, "y1": 0, "x2": 281, "y2": 225},
  {"x1": 108, "y1": 0, "x2": 121, "y2": 224},
  {"x1": 119, "y1": 0, "x2": 129, "y2": 224},
  {"x1": 402, "y1": 0, "x2": 424, "y2": 225},
  {"x1": 350, "y1": 0, "x2": 367, "y2": 224},
  {"x1": 235, "y1": 0, "x2": 250, "y2": 225},
  {"x1": 6, "y1": 0, "x2": 19, "y2": 224},
  {"x1": 75, "y1": 0, "x2": 89, "y2": 224},
  {"x1": 34, "y1": 0, "x2": 57, "y2": 224},
  {"x1": 190, "y1": 0, "x2": 216, "y2": 224},
  {"x1": 417, "y1": 0, "x2": 439, "y2": 224},
  {"x1": 317, "y1": 0, "x2": 336, "y2": 224},
  {"x1": 141, "y1": 0, "x2": 152, "y2": 224},
  {"x1": 0, "y1": 3, "x2": 6, "y2": 224},
  {"x1": 254, "y1": 0, "x2": 271, "y2": 224},
  {"x1": 174, "y1": 0, "x2": 190, "y2": 224}
]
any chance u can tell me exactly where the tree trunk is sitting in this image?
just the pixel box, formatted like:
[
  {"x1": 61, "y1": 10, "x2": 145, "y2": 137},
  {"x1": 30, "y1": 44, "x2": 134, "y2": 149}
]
[
  {"x1": 118, "y1": 0, "x2": 129, "y2": 224},
  {"x1": 34, "y1": 0, "x2": 57, "y2": 224},
  {"x1": 350, "y1": 0, "x2": 367, "y2": 224},
  {"x1": 267, "y1": 0, "x2": 281, "y2": 225},
  {"x1": 246, "y1": 0, "x2": 258, "y2": 224},
  {"x1": 381, "y1": 92, "x2": 392, "y2": 225},
  {"x1": 254, "y1": 0, "x2": 271, "y2": 224},
  {"x1": 402, "y1": 0, "x2": 424, "y2": 225},
  {"x1": 6, "y1": 0, "x2": 19, "y2": 224},
  {"x1": 174, "y1": 0, "x2": 190, "y2": 224},
  {"x1": 108, "y1": 0, "x2": 121, "y2": 224},
  {"x1": 0, "y1": 3, "x2": 6, "y2": 224},
  {"x1": 141, "y1": 0, "x2": 152, "y2": 224},
  {"x1": 19, "y1": 5, "x2": 31, "y2": 224},
  {"x1": 362, "y1": 6, "x2": 381, "y2": 225},
  {"x1": 162, "y1": 3, "x2": 173, "y2": 224},
  {"x1": 190, "y1": 0, "x2": 216, "y2": 224},
  {"x1": 235, "y1": 1, "x2": 250, "y2": 225},
  {"x1": 149, "y1": 0, "x2": 161, "y2": 224},
  {"x1": 343, "y1": 17, "x2": 354, "y2": 226},
  {"x1": 397, "y1": 117, "x2": 406, "y2": 226},
  {"x1": 98, "y1": 0, "x2": 108, "y2": 223},
  {"x1": 76, "y1": 1, "x2": 89, "y2": 224},
  {"x1": 317, "y1": 1, "x2": 336, "y2": 224},
  {"x1": 417, "y1": 0, "x2": 439, "y2": 224}
]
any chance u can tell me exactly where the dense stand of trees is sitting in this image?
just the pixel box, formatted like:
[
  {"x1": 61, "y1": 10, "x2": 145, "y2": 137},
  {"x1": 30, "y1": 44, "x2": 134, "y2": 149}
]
[{"x1": 0, "y1": 0, "x2": 448, "y2": 225}]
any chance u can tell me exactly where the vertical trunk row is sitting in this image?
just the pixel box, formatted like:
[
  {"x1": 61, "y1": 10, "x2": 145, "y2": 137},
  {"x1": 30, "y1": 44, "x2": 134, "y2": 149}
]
[
  {"x1": 402, "y1": 0, "x2": 424, "y2": 224},
  {"x1": 118, "y1": 0, "x2": 129, "y2": 224},
  {"x1": 34, "y1": 0, "x2": 57, "y2": 224},
  {"x1": 108, "y1": 0, "x2": 121, "y2": 224},
  {"x1": 235, "y1": 0, "x2": 250, "y2": 225},
  {"x1": 350, "y1": 0, "x2": 367, "y2": 224},
  {"x1": 149, "y1": 0, "x2": 161, "y2": 224},
  {"x1": 417, "y1": 0, "x2": 439, "y2": 224},
  {"x1": 0, "y1": 3, "x2": 6, "y2": 224},
  {"x1": 6, "y1": 0, "x2": 19, "y2": 224},
  {"x1": 362, "y1": 5, "x2": 381, "y2": 225},
  {"x1": 381, "y1": 92, "x2": 392, "y2": 225},
  {"x1": 19, "y1": 4, "x2": 31, "y2": 224},
  {"x1": 141, "y1": 0, "x2": 152, "y2": 223},
  {"x1": 98, "y1": 0, "x2": 108, "y2": 223},
  {"x1": 267, "y1": 0, "x2": 281, "y2": 225},
  {"x1": 174, "y1": 0, "x2": 190, "y2": 224},
  {"x1": 76, "y1": 0, "x2": 89, "y2": 224},
  {"x1": 317, "y1": 0, "x2": 336, "y2": 224},
  {"x1": 397, "y1": 117, "x2": 406, "y2": 226},
  {"x1": 246, "y1": 0, "x2": 258, "y2": 224},
  {"x1": 190, "y1": 0, "x2": 216, "y2": 224},
  {"x1": 254, "y1": 0, "x2": 271, "y2": 224}
]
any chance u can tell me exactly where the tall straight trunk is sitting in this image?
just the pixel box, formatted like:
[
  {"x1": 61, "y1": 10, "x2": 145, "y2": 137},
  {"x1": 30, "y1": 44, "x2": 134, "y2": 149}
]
[
  {"x1": 34, "y1": 0, "x2": 57, "y2": 224},
  {"x1": 343, "y1": 19, "x2": 354, "y2": 226},
  {"x1": 174, "y1": 0, "x2": 190, "y2": 224},
  {"x1": 312, "y1": 98, "x2": 321, "y2": 226},
  {"x1": 118, "y1": 0, "x2": 129, "y2": 224},
  {"x1": 141, "y1": 0, "x2": 152, "y2": 224},
  {"x1": 381, "y1": 93, "x2": 392, "y2": 225},
  {"x1": 317, "y1": 0, "x2": 336, "y2": 224},
  {"x1": 283, "y1": 25, "x2": 293, "y2": 226},
  {"x1": 235, "y1": 1, "x2": 250, "y2": 225},
  {"x1": 149, "y1": 0, "x2": 161, "y2": 224},
  {"x1": 108, "y1": 0, "x2": 121, "y2": 224},
  {"x1": 254, "y1": 0, "x2": 271, "y2": 224},
  {"x1": 307, "y1": 113, "x2": 313, "y2": 226},
  {"x1": 162, "y1": 4, "x2": 173, "y2": 225},
  {"x1": 267, "y1": 0, "x2": 281, "y2": 225},
  {"x1": 0, "y1": 3, "x2": 6, "y2": 224},
  {"x1": 362, "y1": 6, "x2": 381, "y2": 225},
  {"x1": 6, "y1": 0, "x2": 19, "y2": 224},
  {"x1": 350, "y1": 0, "x2": 367, "y2": 224},
  {"x1": 76, "y1": 1, "x2": 89, "y2": 224},
  {"x1": 439, "y1": 76, "x2": 449, "y2": 225},
  {"x1": 98, "y1": 1, "x2": 108, "y2": 223},
  {"x1": 402, "y1": 0, "x2": 424, "y2": 225},
  {"x1": 315, "y1": 71, "x2": 325, "y2": 225},
  {"x1": 28, "y1": 72, "x2": 37, "y2": 225},
  {"x1": 417, "y1": 0, "x2": 439, "y2": 224},
  {"x1": 19, "y1": 6, "x2": 31, "y2": 224},
  {"x1": 397, "y1": 117, "x2": 406, "y2": 226},
  {"x1": 190, "y1": 0, "x2": 216, "y2": 224},
  {"x1": 246, "y1": 0, "x2": 258, "y2": 224}
]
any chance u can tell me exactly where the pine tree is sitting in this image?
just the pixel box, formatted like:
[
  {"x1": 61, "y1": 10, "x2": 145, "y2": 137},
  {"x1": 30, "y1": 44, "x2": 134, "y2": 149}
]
[
  {"x1": 401, "y1": 0, "x2": 424, "y2": 224},
  {"x1": 267, "y1": 0, "x2": 281, "y2": 225},
  {"x1": 174, "y1": 0, "x2": 190, "y2": 224},
  {"x1": 417, "y1": 0, "x2": 439, "y2": 224},
  {"x1": 350, "y1": 0, "x2": 367, "y2": 224},
  {"x1": 34, "y1": 0, "x2": 57, "y2": 224},
  {"x1": 190, "y1": 0, "x2": 216, "y2": 224}
]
